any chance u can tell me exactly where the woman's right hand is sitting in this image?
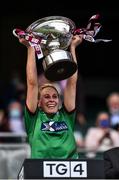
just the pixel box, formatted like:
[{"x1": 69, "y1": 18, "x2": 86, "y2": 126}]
[{"x1": 19, "y1": 38, "x2": 31, "y2": 48}]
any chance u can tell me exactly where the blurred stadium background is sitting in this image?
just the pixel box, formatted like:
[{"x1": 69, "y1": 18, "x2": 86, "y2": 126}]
[{"x1": 1, "y1": 1, "x2": 119, "y2": 179}]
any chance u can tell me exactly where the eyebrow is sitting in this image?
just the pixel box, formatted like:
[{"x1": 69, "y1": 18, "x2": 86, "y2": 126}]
[{"x1": 44, "y1": 93, "x2": 58, "y2": 96}]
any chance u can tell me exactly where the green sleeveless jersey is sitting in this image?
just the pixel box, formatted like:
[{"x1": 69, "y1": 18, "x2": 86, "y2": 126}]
[{"x1": 24, "y1": 105, "x2": 78, "y2": 159}]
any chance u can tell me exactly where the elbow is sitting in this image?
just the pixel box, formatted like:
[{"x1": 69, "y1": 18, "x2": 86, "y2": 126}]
[{"x1": 27, "y1": 78, "x2": 38, "y2": 87}]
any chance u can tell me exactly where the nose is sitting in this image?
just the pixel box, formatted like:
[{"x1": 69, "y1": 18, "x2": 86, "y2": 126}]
[
  {"x1": 49, "y1": 96, "x2": 56, "y2": 101},
  {"x1": 49, "y1": 97, "x2": 54, "y2": 101}
]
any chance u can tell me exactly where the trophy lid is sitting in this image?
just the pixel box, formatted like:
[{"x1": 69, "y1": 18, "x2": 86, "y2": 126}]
[{"x1": 26, "y1": 16, "x2": 76, "y2": 49}]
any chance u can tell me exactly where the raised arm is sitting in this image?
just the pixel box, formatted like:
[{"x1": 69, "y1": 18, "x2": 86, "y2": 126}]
[
  {"x1": 19, "y1": 39, "x2": 38, "y2": 113},
  {"x1": 64, "y1": 35, "x2": 83, "y2": 112}
]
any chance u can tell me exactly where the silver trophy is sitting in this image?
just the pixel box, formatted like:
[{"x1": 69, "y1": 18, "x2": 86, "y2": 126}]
[{"x1": 26, "y1": 16, "x2": 77, "y2": 81}]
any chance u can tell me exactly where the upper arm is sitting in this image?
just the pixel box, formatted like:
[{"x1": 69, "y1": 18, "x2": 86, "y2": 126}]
[
  {"x1": 26, "y1": 83, "x2": 38, "y2": 113},
  {"x1": 24, "y1": 105, "x2": 38, "y2": 135},
  {"x1": 64, "y1": 78, "x2": 77, "y2": 112}
]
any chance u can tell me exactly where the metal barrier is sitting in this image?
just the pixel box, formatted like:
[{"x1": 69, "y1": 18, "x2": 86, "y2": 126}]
[{"x1": 0, "y1": 133, "x2": 31, "y2": 179}]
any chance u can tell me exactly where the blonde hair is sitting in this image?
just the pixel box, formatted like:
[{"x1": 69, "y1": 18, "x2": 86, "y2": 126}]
[{"x1": 38, "y1": 83, "x2": 59, "y2": 99}]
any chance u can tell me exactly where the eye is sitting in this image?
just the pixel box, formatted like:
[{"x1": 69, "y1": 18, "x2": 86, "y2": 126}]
[
  {"x1": 44, "y1": 94, "x2": 50, "y2": 99},
  {"x1": 53, "y1": 94, "x2": 58, "y2": 99}
]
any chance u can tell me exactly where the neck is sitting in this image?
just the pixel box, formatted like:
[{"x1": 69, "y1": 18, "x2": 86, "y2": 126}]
[{"x1": 46, "y1": 113, "x2": 56, "y2": 118}]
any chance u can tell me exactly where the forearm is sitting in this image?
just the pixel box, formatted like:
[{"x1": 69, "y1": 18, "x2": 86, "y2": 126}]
[
  {"x1": 63, "y1": 46, "x2": 78, "y2": 111},
  {"x1": 26, "y1": 47, "x2": 38, "y2": 86},
  {"x1": 69, "y1": 45, "x2": 78, "y2": 83},
  {"x1": 70, "y1": 45, "x2": 77, "y2": 64},
  {"x1": 67, "y1": 35, "x2": 82, "y2": 84},
  {"x1": 66, "y1": 45, "x2": 78, "y2": 94}
]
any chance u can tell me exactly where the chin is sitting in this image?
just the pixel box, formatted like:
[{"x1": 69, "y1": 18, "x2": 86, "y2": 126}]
[
  {"x1": 48, "y1": 111, "x2": 57, "y2": 114},
  {"x1": 47, "y1": 109, "x2": 57, "y2": 114}
]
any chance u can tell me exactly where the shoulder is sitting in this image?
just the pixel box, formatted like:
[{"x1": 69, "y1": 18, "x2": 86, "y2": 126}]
[
  {"x1": 60, "y1": 104, "x2": 76, "y2": 114},
  {"x1": 107, "y1": 147, "x2": 119, "y2": 152},
  {"x1": 104, "y1": 147, "x2": 119, "y2": 156}
]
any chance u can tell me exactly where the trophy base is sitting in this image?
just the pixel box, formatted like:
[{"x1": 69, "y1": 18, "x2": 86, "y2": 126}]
[
  {"x1": 43, "y1": 49, "x2": 77, "y2": 81},
  {"x1": 44, "y1": 60, "x2": 77, "y2": 81}
]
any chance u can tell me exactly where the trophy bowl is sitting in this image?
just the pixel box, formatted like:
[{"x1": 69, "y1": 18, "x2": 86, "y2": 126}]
[{"x1": 26, "y1": 16, "x2": 77, "y2": 81}]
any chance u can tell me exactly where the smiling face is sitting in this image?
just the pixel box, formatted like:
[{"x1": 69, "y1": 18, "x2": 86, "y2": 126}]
[{"x1": 38, "y1": 86, "x2": 60, "y2": 114}]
